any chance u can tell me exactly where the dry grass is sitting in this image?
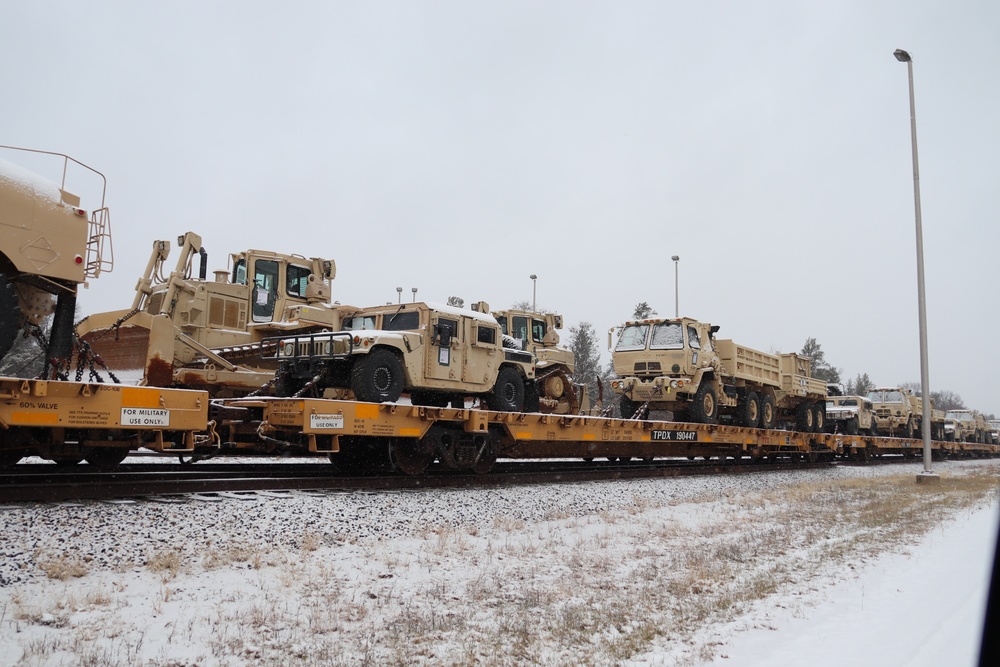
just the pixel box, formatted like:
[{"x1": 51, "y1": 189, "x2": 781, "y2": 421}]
[
  {"x1": 35, "y1": 553, "x2": 89, "y2": 580},
  {"x1": 5, "y1": 464, "x2": 997, "y2": 667}
]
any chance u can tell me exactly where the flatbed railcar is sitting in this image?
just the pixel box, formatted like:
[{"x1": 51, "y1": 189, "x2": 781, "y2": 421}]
[
  {"x1": 0, "y1": 376, "x2": 212, "y2": 466},
  {"x1": 3, "y1": 377, "x2": 997, "y2": 471}
]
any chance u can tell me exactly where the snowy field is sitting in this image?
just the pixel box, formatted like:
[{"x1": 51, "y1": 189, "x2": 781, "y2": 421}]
[{"x1": 0, "y1": 459, "x2": 997, "y2": 666}]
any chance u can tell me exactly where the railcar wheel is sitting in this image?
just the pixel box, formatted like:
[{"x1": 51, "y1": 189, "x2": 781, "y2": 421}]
[
  {"x1": 759, "y1": 394, "x2": 776, "y2": 429},
  {"x1": 85, "y1": 448, "x2": 129, "y2": 468},
  {"x1": 0, "y1": 272, "x2": 22, "y2": 361},
  {"x1": 0, "y1": 449, "x2": 26, "y2": 467},
  {"x1": 351, "y1": 349, "x2": 404, "y2": 403},
  {"x1": 389, "y1": 437, "x2": 435, "y2": 476},
  {"x1": 470, "y1": 433, "x2": 498, "y2": 475},
  {"x1": 691, "y1": 386, "x2": 718, "y2": 424},
  {"x1": 485, "y1": 367, "x2": 524, "y2": 412}
]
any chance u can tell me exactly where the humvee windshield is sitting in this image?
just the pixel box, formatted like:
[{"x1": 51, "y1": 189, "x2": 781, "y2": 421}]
[
  {"x1": 343, "y1": 316, "x2": 376, "y2": 331},
  {"x1": 616, "y1": 324, "x2": 649, "y2": 351}
]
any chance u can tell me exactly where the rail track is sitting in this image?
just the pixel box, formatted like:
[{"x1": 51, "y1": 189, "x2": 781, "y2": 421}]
[{"x1": 0, "y1": 457, "x2": 836, "y2": 504}]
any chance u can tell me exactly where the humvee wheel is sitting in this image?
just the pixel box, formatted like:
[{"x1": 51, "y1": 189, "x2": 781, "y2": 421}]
[
  {"x1": 759, "y1": 394, "x2": 776, "y2": 429},
  {"x1": 390, "y1": 437, "x2": 435, "y2": 476},
  {"x1": 846, "y1": 417, "x2": 859, "y2": 435},
  {"x1": 0, "y1": 272, "x2": 21, "y2": 360},
  {"x1": 486, "y1": 367, "x2": 524, "y2": 412},
  {"x1": 691, "y1": 386, "x2": 718, "y2": 424},
  {"x1": 351, "y1": 349, "x2": 404, "y2": 403}
]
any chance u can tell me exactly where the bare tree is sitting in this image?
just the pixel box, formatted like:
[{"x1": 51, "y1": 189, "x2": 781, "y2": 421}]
[{"x1": 800, "y1": 337, "x2": 841, "y2": 384}]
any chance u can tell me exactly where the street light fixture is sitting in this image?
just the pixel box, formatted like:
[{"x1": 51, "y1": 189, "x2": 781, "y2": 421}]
[
  {"x1": 411, "y1": 287, "x2": 418, "y2": 303},
  {"x1": 396, "y1": 287, "x2": 402, "y2": 304},
  {"x1": 894, "y1": 48, "x2": 937, "y2": 483},
  {"x1": 530, "y1": 274, "x2": 537, "y2": 312},
  {"x1": 671, "y1": 256, "x2": 680, "y2": 318}
]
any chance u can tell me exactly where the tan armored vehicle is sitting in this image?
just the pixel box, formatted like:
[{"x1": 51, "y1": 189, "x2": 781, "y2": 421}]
[
  {"x1": 825, "y1": 395, "x2": 879, "y2": 435},
  {"x1": 491, "y1": 307, "x2": 584, "y2": 414},
  {"x1": 944, "y1": 409, "x2": 990, "y2": 443},
  {"x1": 865, "y1": 387, "x2": 945, "y2": 440},
  {"x1": 609, "y1": 317, "x2": 827, "y2": 431},
  {"x1": 76, "y1": 232, "x2": 337, "y2": 396},
  {"x1": 988, "y1": 419, "x2": 1000, "y2": 445},
  {"x1": 0, "y1": 147, "x2": 111, "y2": 372},
  {"x1": 269, "y1": 301, "x2": 535, "y2": 411}
]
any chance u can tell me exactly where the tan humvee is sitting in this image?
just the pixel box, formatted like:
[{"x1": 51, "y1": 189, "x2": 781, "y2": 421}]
[
  {"x1": 608, "y1": 317, "x2": 827, "y2": 431},
  {"x1": 490, "y1": 307, "x2": 586, "y2": 414},
  {"x1": 76, "y1": 232, "x2": 337, "y2": 396},
  {"x1": 825, "y1": 395, "x2": 878, "y2": 435},
  {"x1": 0, "y1": 147, "x2": 112, "y2": 369},
  {"x1": 269, "y1": 301, "x2": 535, "y2": 411},
  {"x1": 944, "y1": 409, "x2": 990, "y2": 443},
  {"x1": 865, "y1": 387, "x2": 945, "y2": 439}
]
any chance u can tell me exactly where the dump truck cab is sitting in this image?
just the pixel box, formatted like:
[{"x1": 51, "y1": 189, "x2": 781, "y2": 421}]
[{"x1": 610, "y1": 317, "x2": 718, "y2": 399}]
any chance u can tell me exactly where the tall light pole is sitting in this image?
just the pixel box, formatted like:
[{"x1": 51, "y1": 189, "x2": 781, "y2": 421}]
[
  {"x1": 529, "y1": 274, "x2": 537, "y2": 312},
  {"x1": 396, "y1": 287, "x2": 402, "y2": 304},
  {"x1": 411, "y1": 287, "x2": 418, "y2": 303},
  {"x1": 894, "y1": 48, "x2": 937, "y2": 483},
  {"x1": 671, "y1": 256, "x2": 680, "y2": 318}
]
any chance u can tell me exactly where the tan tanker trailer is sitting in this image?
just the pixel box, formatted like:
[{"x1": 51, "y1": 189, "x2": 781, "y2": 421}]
[
  {"x1": 609, "y1": 317, "x2": 827, "y2": 432},
  {"x1": 75, "y1": 232, "x2": 339, "y2": 396},
  {"x1": 0, "y1": 146, "x2": 112, "y2": 374}
]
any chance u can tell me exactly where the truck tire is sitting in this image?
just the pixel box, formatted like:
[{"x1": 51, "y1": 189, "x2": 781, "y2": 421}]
[
  {"x1": 812, "y1": 403, "x2": 825, "y2": 433},
  {"x1": 759, "y1": 394, "x2": 776, "y2": 429},
  {"x1": 846, "y1": 417, "x2": 859, "y2": 435},
  {"x1": 0, "y1": 272, "x2": 21, "y2": 361},
  {"x1": 738, "y1": 391, "x2": 760, "y2": 428},
  {"x1": 868, "y1": 419, "x2": 879, "y2": 437},
  {"x1": 691, "y1": 385, "x2": 718, "y2": 424},
  {"x1": 903, "y1": 417, "x2": 915, "y2": 440},
  {"x1": 351, "y1": 349, "x2": 404, "y2": 403},
  {"x1": 796, "y1": 402, "x2": 814, "y2": 433},
  {"x1": 486, "y1": 367, "x2": 524, "y2": 412},
  {"x1": 619, "y1": 396, "x2": 637, "y2": 419}
]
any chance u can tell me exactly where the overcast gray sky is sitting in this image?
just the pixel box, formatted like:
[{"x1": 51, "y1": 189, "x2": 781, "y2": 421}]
[{"x1": 4, "y1": 1, "x2": 998, "y2": 415}]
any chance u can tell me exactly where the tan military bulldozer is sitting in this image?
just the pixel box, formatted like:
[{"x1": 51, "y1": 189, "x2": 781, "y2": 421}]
[{"x1": 76, "y1": 232, "x2": 338, "y2": 396}]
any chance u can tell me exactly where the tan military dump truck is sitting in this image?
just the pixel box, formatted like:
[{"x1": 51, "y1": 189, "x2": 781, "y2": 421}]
[
  {"x1": 608, "y1": 317, "x2": 827, "y2": 431},
  {"x1": 864, "y1": 387, "x2": 945, "y2": 440},
  {"x1": 76, "y1": 232, "x2": 337, "y2": 396},
  {"x1": 490, "y1": 307, "x2": 585, "y2": 414},
  {"x1": 0, "y1": 146, "x2": 112, "y2": 373},
  {"x1": 944, "y1": 409, "x2": 990, "y2": 443},
  {"x1": 269, "y1": 301, "x2": 536, "y2": 411}
]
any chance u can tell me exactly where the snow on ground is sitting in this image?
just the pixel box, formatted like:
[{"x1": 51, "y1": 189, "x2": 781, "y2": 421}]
[{"x1": 0, "y1": 459, "x2": 997, "y2": 666}]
